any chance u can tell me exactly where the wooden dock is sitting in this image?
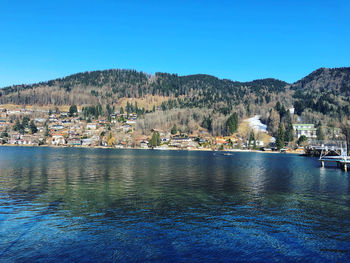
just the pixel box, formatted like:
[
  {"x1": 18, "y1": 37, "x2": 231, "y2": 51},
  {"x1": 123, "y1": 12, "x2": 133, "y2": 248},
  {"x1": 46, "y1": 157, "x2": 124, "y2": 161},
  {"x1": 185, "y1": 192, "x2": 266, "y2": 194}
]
[
  {"x1": 314, "y1": 140, "x2": 349, "y2": 171},
  {"x1": 319, "y1": 156, "x2": 350, "y2": 171}
]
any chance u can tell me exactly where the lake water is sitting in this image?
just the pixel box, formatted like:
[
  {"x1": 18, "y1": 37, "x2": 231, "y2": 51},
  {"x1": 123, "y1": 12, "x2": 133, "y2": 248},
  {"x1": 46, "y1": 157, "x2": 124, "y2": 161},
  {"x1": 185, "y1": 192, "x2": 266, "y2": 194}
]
[{"x1": 0, "y1": 147, "x2": 349, "y2": 262}]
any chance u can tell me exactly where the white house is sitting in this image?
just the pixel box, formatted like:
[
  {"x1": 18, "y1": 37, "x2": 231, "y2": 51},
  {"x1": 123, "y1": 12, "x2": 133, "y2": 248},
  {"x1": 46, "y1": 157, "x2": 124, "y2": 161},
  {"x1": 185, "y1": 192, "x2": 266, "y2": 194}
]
[{"x1": 292, "y1": 124, "x2": 317, "y2": 138}]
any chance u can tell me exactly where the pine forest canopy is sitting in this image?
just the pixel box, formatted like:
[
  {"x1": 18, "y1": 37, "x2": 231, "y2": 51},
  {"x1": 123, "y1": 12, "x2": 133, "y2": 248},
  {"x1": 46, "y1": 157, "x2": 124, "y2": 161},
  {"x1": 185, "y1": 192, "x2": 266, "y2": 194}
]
[{"x1": 0, "y1": 69, "x2": 289, "y2": 110}]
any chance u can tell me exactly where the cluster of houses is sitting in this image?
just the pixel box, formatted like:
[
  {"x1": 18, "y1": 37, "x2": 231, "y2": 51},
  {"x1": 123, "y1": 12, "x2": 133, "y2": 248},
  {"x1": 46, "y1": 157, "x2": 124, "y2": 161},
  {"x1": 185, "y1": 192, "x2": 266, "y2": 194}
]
[
  {"x1": 0, "y1": 105, "x2": 342, "y2": 151},
  {"x1": 0, "y1": 107, "x2": 137, "y2": 147},
  {"x1": 0, "y1": 107, "x2": 240, "y2": 150}
]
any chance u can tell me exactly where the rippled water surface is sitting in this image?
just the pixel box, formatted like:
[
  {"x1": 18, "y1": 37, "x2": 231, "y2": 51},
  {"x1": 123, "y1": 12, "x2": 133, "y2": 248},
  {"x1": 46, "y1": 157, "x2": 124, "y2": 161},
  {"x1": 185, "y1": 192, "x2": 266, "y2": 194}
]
[{"x1": 0, "y1": 147, "x2": 350, "y2": 262}]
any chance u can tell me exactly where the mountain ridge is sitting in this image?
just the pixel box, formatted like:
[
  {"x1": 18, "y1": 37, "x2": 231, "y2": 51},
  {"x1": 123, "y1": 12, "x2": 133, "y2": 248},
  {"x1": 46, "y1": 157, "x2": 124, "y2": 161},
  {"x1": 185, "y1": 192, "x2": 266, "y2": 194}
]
[
  {"x1": 0, "y1": 69, "x2": 291, "y2": 111},
  {"x1": 0, "y1": 70, "x2": 289, "y2": 92},
  {"x1": 3, "y1": 66, "x2": 349, "y2": 91}
]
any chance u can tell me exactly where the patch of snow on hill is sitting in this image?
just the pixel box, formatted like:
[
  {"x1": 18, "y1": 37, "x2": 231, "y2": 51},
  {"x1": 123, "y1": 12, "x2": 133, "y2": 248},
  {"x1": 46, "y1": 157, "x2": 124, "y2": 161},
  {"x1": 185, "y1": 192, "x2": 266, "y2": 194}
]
[{"x1": 244, "y1": 115, "x2": 267, "y2": 133}]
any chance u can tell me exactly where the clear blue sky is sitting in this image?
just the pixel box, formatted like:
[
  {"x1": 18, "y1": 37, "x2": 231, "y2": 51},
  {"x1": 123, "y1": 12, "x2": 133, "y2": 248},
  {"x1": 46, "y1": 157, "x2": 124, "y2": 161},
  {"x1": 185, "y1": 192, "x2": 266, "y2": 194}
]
[{"x1": 1, "y1": 0, "x2": 349, "y2": 87}]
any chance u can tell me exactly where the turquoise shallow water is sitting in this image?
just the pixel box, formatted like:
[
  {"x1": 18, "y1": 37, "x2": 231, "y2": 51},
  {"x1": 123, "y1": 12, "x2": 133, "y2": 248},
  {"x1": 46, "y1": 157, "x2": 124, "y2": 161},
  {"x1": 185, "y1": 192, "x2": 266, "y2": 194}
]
[{"x1": 0, "y1": 147, "x2": 349, "y2": 262}]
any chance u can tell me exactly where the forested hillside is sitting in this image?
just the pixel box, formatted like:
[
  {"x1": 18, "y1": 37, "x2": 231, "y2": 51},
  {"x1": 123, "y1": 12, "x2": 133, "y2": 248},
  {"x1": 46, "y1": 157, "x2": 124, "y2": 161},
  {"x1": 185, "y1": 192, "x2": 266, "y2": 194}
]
[
  {"x1": 0, "y1": 69, "x2": 291, "y2": 115},
  {"x1": 0, "y1": 67, "x2": 349, "y2": 137},
  {"x1": 292, "y1": 67, "x2": 350, "y2": 120}
]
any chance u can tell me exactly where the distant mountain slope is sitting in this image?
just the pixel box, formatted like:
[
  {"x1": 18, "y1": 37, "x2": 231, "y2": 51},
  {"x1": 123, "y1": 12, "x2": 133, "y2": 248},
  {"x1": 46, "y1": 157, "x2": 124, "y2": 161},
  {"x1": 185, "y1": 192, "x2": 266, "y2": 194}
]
[
  {"x1": 0, "y1": 69, "x2": 289, "y2": 115},
  {"x1": 291, "y1": 67, "x2": 350, "y2": 94},
  {"x1": 291, "y1": 67, "x2": 350, "y2": 117}
]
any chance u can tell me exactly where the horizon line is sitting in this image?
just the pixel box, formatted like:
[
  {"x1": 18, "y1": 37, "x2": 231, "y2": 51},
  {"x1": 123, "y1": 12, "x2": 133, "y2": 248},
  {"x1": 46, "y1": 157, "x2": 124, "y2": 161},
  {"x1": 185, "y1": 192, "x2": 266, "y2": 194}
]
[{"x1": 1, "y1": 66, "x2": 350, "y2": 89}]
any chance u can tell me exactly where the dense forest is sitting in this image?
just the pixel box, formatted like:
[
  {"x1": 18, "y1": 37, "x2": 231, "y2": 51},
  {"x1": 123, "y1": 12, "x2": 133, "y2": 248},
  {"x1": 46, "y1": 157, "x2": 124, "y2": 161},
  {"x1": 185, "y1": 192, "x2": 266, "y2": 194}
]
[
  {"x1": 0, "y1": 69, "x2": 291, "y2": 113},
  {"x1": 291, "y1": 67, "x2": 350, "y2": 120}
]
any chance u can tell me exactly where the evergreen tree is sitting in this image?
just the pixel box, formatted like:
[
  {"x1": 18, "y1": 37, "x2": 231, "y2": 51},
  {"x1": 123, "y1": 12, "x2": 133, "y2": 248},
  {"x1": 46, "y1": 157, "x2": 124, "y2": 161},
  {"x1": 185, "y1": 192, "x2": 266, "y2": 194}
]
[
  {"x1": 201, "y1": 116, "x2": 212, "y2": 132},
  {"x1": 22, "y1": 116, "x2": 30, "y2": 127},
  {"x1": 44, "y1": 124, "x2": 49, "y2": 137},
  {"x1": 279, "y1": 105, "x2": 287, "y2": 119},
  {"x1": 275, "y1": 101, "x2": 289, "y2": 120},
  {"x1": 297, "y1": 135, "x2": 308, "y2": 146},
  {"x1": 275, "y1": 101, "x2": 281, "y2": 113},
  {"x1": 106, "y1": 104, "x2": 112, "y2": 115},
  {"x1": 13, "y1": 119, "x2": 21, "y2": 131},
  {"x1": 161, "y1": 102, "x2": 167, "y2": 111},
  {"x1": 267, "y1": 109, "x2": 280, "y2": 135},
  {"x1": 0, "y1": 128, "x2": 8, "y2": 144},
  {"x1": 285, "y1": 123, "x2": 294, "y2": 142},
  {"x1": 30, "y1": 120, "x2": 38, "y2": 134},
  {"x1": 120, "y1": 107, "x2": 124, "y2": 114},
  {"x1": 149, "y1": 133, "x2": 156, "y2": 147},
  {"x1": 156, "y1": 132, "x2": 161, "y2": 146},
  {"x1": 126, "y1": 102, "x2": 131, "y2": 113},
  {"x1": 69, "y1": 105, "x2": 78, "y2": 117},
  {"x1": 171, "y1": 124, "x2": 177, "y2": 135},
  {"x1": 94, "y1": 106, "x2": 99, "y2": 119},
  {"x1": 97, "y1": 104, "x2": 103, "y2": 117},
  {"x1": 246, "y1": 104, "x2": 251, "y2": 116},
  {"x1": 149, "y1": 132, "x2": 161, "y2": 147},
  {"x1": 248, "y1": 130, "x2": 255, "y2": 149},
  {"x1": 14, "y1": 118, "x2": 25, "y2": 134},
  {"x1": 106, "y1": 104, "x2": 113, "y2": 122},
  {"x1": 226, "y1": 112, "x2": 238, "y2": 134},
  {"x1": 1, "y1": 129, "x2": 8, "y2": 138},
  {"x1": 276, "y1": 123, "x2": 285, "y2": 149}
]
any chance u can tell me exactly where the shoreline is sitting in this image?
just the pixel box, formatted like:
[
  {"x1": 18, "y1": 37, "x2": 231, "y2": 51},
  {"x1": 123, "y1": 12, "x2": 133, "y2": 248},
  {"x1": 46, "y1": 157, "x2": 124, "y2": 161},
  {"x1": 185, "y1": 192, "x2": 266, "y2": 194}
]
[{"x1": 0, "y1": 144, "x2": 303, "y2": 155}]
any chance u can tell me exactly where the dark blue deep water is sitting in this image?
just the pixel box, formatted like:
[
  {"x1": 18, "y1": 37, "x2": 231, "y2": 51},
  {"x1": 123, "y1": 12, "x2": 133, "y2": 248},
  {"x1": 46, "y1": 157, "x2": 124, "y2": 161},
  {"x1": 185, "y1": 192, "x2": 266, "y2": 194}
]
[{"x1": 0, "y1": 147, "x2": 350, "y2": 262}]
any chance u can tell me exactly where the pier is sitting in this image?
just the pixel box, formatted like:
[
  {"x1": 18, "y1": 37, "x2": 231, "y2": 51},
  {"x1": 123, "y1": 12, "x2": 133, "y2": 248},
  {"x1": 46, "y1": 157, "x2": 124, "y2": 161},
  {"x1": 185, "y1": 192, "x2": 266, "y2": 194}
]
[
  {"x1": 319, "y1": 156, "x2": 350, "y2": 171},
  {"x1": 311, "y1": 140, "x2": 349, "y2": 171}
]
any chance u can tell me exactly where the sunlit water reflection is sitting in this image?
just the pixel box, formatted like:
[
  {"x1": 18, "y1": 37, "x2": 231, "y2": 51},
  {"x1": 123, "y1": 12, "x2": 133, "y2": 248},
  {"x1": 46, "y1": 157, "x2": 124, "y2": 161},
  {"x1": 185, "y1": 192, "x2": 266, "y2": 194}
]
[{"x1": 0, "y1": 147, "x2": 350, "y2": 262}]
